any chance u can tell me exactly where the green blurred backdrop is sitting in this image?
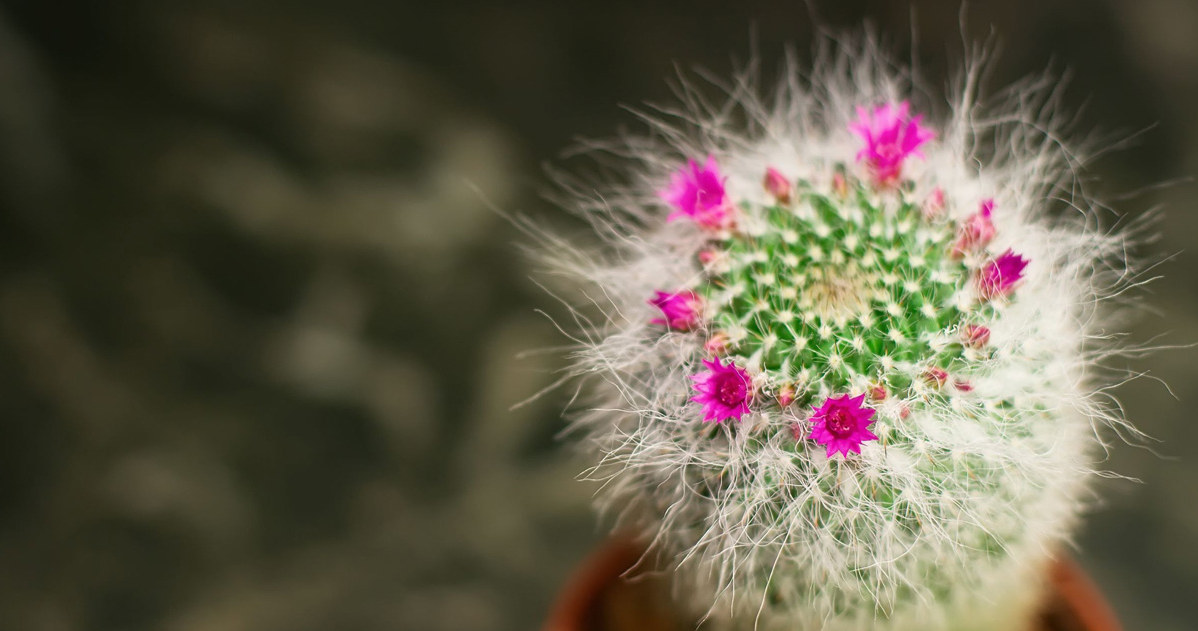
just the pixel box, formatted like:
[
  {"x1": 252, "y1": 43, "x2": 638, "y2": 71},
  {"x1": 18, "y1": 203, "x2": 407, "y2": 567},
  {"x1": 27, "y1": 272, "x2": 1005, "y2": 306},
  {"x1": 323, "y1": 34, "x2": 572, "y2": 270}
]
[{"x1": 0, "y1": 1, "x2": 1194, "y2": 630}]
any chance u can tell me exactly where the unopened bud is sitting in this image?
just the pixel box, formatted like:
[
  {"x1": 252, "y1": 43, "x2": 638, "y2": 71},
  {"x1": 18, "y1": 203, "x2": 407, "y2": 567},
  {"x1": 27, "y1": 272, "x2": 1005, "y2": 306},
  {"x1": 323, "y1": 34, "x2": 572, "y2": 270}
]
[
  {"x1": 963, "y1": 324, "x2": 991, "y2": 349},
  {"x1": 832, "y1": 171, "x2": 849, "y2": 198},
  {"x1": 922, "y1": 187, "x2": 945, "y2": 220},
  {"x1": 777, "y1": 383, "x2": 796, "y2": 407},
  {"x1": 764, "y1": 167, "x2": 792, "y2": 204},
  {"x1": 704, "y1": 332, "x2": 731, "y2": 355},
  {"x1": 789, "y1": 422, "x2": 805, "y2": 442}
]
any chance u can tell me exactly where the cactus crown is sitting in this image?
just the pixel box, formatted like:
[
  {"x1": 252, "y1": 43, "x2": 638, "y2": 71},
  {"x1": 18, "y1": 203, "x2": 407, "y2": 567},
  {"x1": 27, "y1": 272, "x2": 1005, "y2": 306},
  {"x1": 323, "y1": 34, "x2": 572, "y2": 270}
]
[
  {"x1": 702, "y1": 175, "x2": 973, "y2": 405},
  {"x1": 534, "y1": 37, "x2": 1144, "y2": 631}
]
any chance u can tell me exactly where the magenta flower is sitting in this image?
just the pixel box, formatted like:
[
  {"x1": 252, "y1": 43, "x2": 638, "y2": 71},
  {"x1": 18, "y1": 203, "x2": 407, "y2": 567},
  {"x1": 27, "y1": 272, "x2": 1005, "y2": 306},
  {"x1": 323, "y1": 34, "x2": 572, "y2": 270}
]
[
  {"x1": 763, "y1": 167, "x2": 792, "y2": 204},
  {"x1": 690, "y1": 358, "x2": 753, "y2": 423},
  {"x1": 659, "y1": 156, "x2": 735, "y2": 230},
  {"x1": 649, "y1": 290, "x2": 703, "y2": 331},
  {"x1": 952, "y1": 198, "x2": 997, "y2": 257},
  {"x1": 849, "y1": 102, "x2": 934, "y2": 185},
  {"x1": 976, "y1": 249, "x2": 1029, "y2": 299},
  {"x1": 808, "y1": 393, "x2": 878, "y2": 458}
]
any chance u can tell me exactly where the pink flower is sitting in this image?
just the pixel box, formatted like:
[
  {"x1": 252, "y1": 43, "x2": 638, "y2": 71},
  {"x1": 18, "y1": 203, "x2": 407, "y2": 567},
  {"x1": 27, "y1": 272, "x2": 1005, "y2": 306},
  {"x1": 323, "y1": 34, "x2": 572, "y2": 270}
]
[
  {"x1": 952, "y1": 199, "x2": 997, "y2": 258},
  {"x1": 649, "y1": 290, "x2": 702, "y2": 331},
  {"x1": 808, "y1": 393, "x2": 878, "y2": 458},
  {"x1": 659, "y1": 156, "x2": 735, "y2": 230},
  {"x1": 763, "y1": 167, "x2": 792, "y2": 204},
  {"x1": 690, "y1": 358, "x2": 753, "y2": 423},
  {"x1": 963, "y1": 324, "x2": 991, "y2": 349},
  {"x1": 849, "y1": 102, "x2": 934, "y2": 185},
  {"x1": 976, "y1": 249, "x2": 1029, "y2": 299}
]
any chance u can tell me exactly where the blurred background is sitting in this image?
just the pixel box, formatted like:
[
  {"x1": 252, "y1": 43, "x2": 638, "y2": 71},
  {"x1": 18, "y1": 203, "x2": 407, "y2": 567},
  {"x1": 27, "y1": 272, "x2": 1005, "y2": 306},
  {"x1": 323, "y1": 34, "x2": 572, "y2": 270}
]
[{"x1": 0, "y1": 1, "x2": 1194, "y2": 629}]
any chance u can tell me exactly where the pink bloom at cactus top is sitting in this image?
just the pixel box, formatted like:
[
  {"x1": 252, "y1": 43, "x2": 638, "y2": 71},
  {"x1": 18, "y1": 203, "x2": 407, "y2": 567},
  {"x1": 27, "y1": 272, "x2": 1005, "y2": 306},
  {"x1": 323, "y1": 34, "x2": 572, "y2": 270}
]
[
  {"x1": 649, "y1": 290, "x2": 702, "y2": 331},
  {"x1": 953, "y1": 198, "x2": 997, "y2": 256},
  {"x1": 660, "y1": 156, "x2": 734, "y2": 229},
  {"x1": 809, "y1": 393, "x2": 878, "y2": 458},
  {"x1": 849, "y1": 102, "x2": 934, "y2": 184},
  {"x1": 690, "y1": 358, "x2": 752, "y2": 423},
  {"x1": 977, "y1": 249, "x2": 1029, "y2": 299}
]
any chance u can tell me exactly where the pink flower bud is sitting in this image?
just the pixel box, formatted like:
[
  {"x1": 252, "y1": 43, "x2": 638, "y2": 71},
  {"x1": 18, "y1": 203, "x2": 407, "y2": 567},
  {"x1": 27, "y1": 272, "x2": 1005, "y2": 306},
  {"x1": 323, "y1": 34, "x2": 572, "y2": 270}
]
[
  {"x1": 963, "y1": 324, "x2": 991, "y2": 349},
  {"x1": 790, "y1": 422, "x2": 805, "y2": 442},
  {"x1": 777, "y1": 383, "x2": 796, "y2": 407},
  {"x1": 922, "y1": 187, "x2": 945, "y2": 220},
  {"x1": 952, "y1": 199, "x2": 996, "y2": 258},
  {"x1": 869, "y1": 384, "x2": 887, "y2": 401},
  {"x1": 832, "y1": 171, "x2": 849, "y2": 198},
  {"x1": 704, "y1": 332, "x2": 730, "y2": 355},
  {"x1": 954, "y1": 379, "x2": 974, "y2": 392},
  {"x1": 763, "y1": 167, "x2": 792, "y2": 204},
  {"x1": 698, "y1": 248, "x2": 730, "y2": 274},
  {"x1": 924, "y1": 367, "x2": 948, "y2": 387}
]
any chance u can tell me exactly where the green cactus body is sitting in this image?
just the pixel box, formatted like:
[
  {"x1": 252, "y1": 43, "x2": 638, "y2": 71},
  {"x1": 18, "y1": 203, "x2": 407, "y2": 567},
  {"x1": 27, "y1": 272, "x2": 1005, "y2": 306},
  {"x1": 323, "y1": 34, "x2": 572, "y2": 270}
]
[{"x1": 705, "y1": 175, "x2": 975, "y2": 399}]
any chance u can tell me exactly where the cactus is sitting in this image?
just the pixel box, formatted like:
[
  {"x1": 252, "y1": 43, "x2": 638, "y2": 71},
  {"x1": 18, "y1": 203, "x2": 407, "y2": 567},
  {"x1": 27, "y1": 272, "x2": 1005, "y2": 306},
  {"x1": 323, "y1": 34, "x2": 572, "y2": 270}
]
[{"x1": 533, "y1": 37, "x2": 1146, "y2": 631}]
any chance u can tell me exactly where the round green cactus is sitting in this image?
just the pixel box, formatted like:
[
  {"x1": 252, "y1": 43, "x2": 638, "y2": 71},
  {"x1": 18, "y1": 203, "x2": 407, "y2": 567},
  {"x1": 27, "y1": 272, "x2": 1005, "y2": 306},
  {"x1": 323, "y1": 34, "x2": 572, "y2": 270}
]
[{"x1": 532, "y1": 37, "x2": 1147, "y2": 631}]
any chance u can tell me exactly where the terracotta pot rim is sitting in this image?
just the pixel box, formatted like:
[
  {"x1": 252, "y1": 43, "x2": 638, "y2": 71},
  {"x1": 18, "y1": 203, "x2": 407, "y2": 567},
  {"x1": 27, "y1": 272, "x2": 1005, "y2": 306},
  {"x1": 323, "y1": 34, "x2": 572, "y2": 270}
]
[{"x1": 544, "y1": 538, "x2": 1121, "y2": 631}]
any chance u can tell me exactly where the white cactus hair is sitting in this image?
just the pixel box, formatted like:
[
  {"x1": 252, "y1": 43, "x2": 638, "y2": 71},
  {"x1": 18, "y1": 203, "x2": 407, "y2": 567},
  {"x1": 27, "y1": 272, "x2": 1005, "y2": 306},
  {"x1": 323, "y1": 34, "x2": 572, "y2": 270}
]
[{"x1": 527, "y1": 30, "x2": 1151, "y2": 631}]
